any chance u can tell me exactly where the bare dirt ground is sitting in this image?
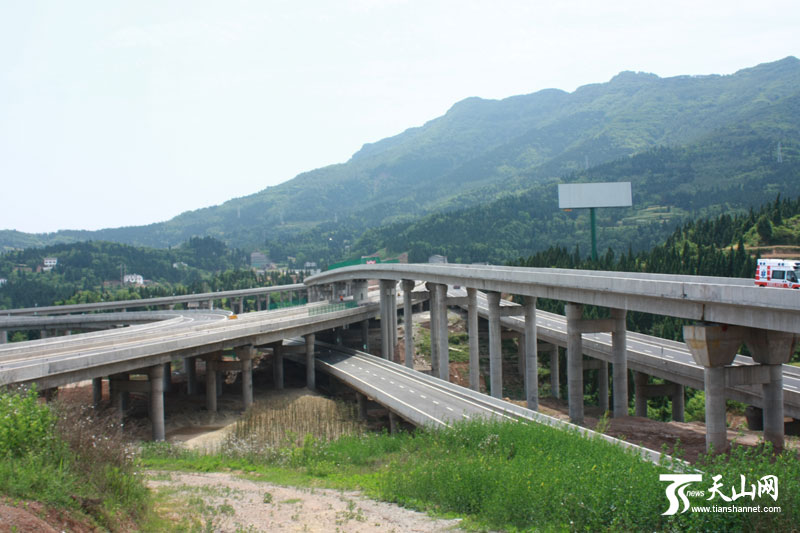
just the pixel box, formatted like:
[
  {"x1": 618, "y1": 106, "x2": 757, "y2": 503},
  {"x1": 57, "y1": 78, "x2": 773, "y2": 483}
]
[{"x1": 147, "y1": 471, "x2": 462, "y2": 533}]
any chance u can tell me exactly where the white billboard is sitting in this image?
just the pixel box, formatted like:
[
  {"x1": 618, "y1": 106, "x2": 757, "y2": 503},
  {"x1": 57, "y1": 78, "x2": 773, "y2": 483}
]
[{"x1": 558, "y1": 182, "x2": 632, "y2": 209}]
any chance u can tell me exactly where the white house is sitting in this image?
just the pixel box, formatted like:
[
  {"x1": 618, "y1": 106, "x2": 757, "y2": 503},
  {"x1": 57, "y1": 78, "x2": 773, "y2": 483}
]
[{"x1": 123, "y1": 274, "x2": 145, "y2": 285}]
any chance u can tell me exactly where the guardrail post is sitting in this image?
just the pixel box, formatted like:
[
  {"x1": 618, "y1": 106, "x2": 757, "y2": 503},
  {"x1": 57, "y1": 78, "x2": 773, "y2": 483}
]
[
  {"x1": 148, "y1": 364, "x2": 165, "y2": 441},
  {"x1": 566, "y1": 302, "x2": 584, "y2": 424},
  {"x1": 487, "y1": 291, "x2": 502, "y2": 399},
  {"x1": 402, "y1": 280, "x2": 415, "y2": 368},
  {"x1": 467, "y1": 288, "x2": 480, "y2": 392},
  {"x1": 525, "y1": 297, "x2": 539, "y2": 410}
]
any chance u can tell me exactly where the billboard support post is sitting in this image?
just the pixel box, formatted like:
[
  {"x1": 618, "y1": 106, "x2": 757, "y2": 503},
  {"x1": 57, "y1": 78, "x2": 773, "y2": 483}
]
[
  {"x1": 590, "y1": 207, "x2": 597, "y2": 262},
  {"x1": 558, "y1": 182, "x2": 632, "y2": 263}
]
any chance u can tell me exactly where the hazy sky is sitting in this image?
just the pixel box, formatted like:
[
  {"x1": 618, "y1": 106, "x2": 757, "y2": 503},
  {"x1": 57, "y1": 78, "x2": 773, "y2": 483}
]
[{"x1": 2, "y1": 1, "x2": 799, "y2": 234}]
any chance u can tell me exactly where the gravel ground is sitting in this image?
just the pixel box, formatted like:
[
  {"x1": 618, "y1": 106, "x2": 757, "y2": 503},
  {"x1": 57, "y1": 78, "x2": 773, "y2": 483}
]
[{"x1": 147, "y1": 470, "x2": 462, "y2": 533}]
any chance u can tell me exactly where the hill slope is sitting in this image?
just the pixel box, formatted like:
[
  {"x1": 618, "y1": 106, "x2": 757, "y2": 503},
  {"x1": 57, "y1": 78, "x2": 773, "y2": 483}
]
[{"x1": 4, "y1": 57, "x2": 800, "y2": 263}]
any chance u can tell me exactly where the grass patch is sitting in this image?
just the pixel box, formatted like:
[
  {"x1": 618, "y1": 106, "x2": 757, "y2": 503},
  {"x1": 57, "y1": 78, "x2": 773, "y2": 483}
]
[
  {"x1": 0, "y1": 386, "x2": 150, "y2": 530},
  {"x1": 141, "y1": 415, "x2": 799, "y2": 532}
]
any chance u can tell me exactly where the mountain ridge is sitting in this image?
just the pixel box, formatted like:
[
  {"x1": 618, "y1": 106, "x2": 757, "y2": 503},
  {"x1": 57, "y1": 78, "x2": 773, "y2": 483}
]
[{"x1": 3, "y1": 57, "x2": 799, "y2": 261}]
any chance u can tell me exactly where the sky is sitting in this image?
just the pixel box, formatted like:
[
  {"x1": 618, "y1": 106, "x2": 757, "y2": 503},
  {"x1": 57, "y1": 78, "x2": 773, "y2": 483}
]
[{"x1": 1, "y1": 1, "x2": 799, "y2": 234}]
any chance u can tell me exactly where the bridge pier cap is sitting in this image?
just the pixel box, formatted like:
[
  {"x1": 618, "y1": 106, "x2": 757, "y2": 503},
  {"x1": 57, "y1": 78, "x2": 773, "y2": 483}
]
[
  {"x1": 743, "y1": 329, "x2": 797, "y2": 365},
  {"x1": 682, "y1": 324, "x2": 743, "y2": 367}
]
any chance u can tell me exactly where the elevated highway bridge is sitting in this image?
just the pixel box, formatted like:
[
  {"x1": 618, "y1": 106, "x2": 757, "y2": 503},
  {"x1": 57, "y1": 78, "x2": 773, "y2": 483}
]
[{"x1": 1, "y1": 264, "x2": 798, "y2": 454}]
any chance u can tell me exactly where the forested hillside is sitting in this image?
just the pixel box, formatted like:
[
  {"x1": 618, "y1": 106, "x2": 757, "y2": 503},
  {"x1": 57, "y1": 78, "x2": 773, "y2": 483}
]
[
  {"x1": 3, "y1": 57, "x2": 799, "y2": 267},
  {"x1": 348, "y1": 123, "x2": 800, "y2": 264},
  {"x1": 512, "y1": 196, "x2": 800, "y2": 344},
  {"x1": 0, "y1": 237, "x2": 259, "y2": 309}
]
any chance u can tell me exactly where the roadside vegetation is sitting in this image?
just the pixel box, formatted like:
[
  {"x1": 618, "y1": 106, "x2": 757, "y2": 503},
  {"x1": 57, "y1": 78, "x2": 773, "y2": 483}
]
[
  {"x1": 0, "y1": 386, "x2": 150, "y2": 530},
  {"x1": 1, "y1": 385, "x2": 798, "y2": 531}
]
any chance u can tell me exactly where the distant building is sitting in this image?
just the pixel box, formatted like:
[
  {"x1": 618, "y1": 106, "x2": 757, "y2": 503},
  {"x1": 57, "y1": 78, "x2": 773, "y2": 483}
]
[
  {"x1": 250, "y1": 252, "x2": 269, "y2": 270},
  {"x1": 428, "y1": 254, "x2": 448, "y2": 264},
  {"x1": 123, "y1": 274, "x2": 144, "y2": 285},
  {"x1": 0, "y1": 278, "x2": 7, "y2": 287},
  {"x1": 42, "y1": 257, "x2": 58, "y2": 271},
  {"x1": 172, "y1": 261, "x2": 189, "y2": 269}
]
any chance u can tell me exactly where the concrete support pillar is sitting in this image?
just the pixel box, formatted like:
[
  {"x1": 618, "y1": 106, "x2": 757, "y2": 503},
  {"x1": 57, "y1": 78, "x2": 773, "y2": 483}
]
[
  {"x1": 434, "y1": 283, "x2": 449, "y2": 381},
  {"x1": 402, "y1": 279, "x2": 415, "y2": 368},
  {"x1": 361, "y1": 320, "x2": 370, "y2": 352},
  {"x1": 634, "y1": 371, "x2": 649, "y2": 417},
  {"x1": 208, "y1": 299, "x2": 214, "y2": 310},
  {"x1": 704, "y1": 366, "x2": 728, "y2": 453},
  {"x1": 273, "y1": 344, "x2": 284, "y2": 390},
  {"x1": 0, "y1": 330, "x2": 7, "y2": 344},
  {"x1": 743, "y1": 328, "x2": 796, "y2": 452},
  {"x1": 266, "y1": 294, "x2": 271, "y2": 310},
  {"x1": 672, "y1": 384, "x2": 685, "y2": 422},
  {"x1": 149, "y1": 364, "x2": 166, "y2": 442},
  {"x1": 426, "y1": 282, "x2": 439, "y2": 376},
  {"x1": 565, "y1": 303, "x2": 584, "y2": 424},
  {"x1": 597, "y1": 361, "x2": 609, "y2": 414},
  {"x1": 162, "y1": 362, "x2": 172, "y2": 393},
  {"x1": 238, "y1": 297, "x2": 244, "y2": 314},
  {"x1": 305, "y1": 334, "x2": 316, "y2": 390},
  {"x1": 467, "y1": 288, "x2": 480, "y2": 392},
  {"x1": 524, "y1": 297, "x2": 538, "y2": 411},
  {"x1": 92, "y1": 377, "x2": 103, "y2": 407},
  {"x1": 356, "y1": 392, "x2": 368, "y2": 420},
  {"x1": 352, "y1": 279, "x2": 369, "y2": 303},
  {"x1": 379, "y1": 280, "x2": 396, "y2": 361},
  {"x1": 541, "y1": 343, "x2": 559, "y2": 399},
  {"x1": 110, "y1": 373, "x2": 130, "y2": 413},
  {"x1": 238, "y1": 346, "x2": 254, "y2": 409},
  {"x1": 684, "y1": 324, "x2": 744, "y2": 453},
  {"x1": 389, "y1": 411, "x2": 399, "y2": 435},
  {"x1": 205, "y1": 353, "x2": 220, "y2": 413},
  {"x1": 391, "y1": 283, "x2": 398, "y2": 360},
  {"x1": 487, "y1": 291, "x2": 503, "y2": 399},
  {"x1": 184, "y1": 357, "x2": 197, "y2": 395},
  {"x1": 611, "y1": 308, "x2": 628, "y2": 418},
  {"x1": 763, "y1": 365, "x2": 784, "y2": 451}
]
